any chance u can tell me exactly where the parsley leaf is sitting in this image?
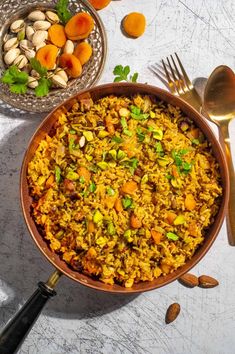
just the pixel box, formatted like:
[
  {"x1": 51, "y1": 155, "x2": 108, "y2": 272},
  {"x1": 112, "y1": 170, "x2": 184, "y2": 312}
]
[
  {"x1": 113, "y1": 65, "x2": 139, "y2": 83},
  {"x1": 30, "y1": 58, "x2": 47, "y2": 77},
  {"x1": 130, "y1": 105, "x2": 149, "y2": 120},
  {"x1": 89, "y1": 181, "x2": 96, "y2": 193},
  {"x1": 55, "y1": 0, "x2": 72, "y2": 24},
  {"x1": 136, "y1": 127, "x2": 145, "y2": 142},
  {"x1": 1, "y1": 65, "x2": 28, "y2": 94},
  {"x1": 35, "y1": 77, "x2": 52, "y2": 97},
  {"x1": 122, "y1": 196, "x2": 133, "y2": 209}
]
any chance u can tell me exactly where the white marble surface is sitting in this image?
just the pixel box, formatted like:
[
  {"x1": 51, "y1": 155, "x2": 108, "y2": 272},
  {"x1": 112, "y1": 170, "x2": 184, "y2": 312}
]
[{"x1": 0, "y1": 0, "x2": 235, "y2": 353}]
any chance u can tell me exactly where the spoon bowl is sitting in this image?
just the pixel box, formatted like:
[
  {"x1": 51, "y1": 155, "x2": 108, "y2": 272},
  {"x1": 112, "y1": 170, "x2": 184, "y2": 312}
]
[{"x1": 204, "y1": 65, "x2": 235, "y2": 245}]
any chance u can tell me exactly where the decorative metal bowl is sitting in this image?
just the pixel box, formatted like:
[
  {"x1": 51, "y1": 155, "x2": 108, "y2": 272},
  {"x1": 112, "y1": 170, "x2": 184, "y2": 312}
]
[{"x1": 0, "y1": 0, "x2": 107, "y2": 112}]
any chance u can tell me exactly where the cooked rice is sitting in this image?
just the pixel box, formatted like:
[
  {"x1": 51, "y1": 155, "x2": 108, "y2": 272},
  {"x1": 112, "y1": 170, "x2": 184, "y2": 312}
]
[{"x1": 27, "y1": 94, "x2": 222, "y2": 287}]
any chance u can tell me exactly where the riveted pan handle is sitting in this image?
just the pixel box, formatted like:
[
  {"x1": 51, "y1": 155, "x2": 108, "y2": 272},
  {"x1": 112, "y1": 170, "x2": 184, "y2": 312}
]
[{"x1": 0, "y1": 270, "x2": 61, "y2": 354}]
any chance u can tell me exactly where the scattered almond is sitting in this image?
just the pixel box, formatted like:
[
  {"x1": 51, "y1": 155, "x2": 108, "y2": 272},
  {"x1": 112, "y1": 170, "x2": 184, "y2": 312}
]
[
  {"x1": 178, "y1": 273, "x2": 199, "y2": 288},
  {"x1": 165, "y1": 303, "x2": 181, "y2": 324},
  {"x1": 198, "y1": 275, "x2": 219, "y2": 288}
]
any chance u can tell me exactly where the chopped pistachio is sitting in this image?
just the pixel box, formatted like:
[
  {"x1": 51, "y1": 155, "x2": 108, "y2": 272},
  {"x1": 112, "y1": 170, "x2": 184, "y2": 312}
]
[
  {"x1": 55, "y1": 230, "x2": 64, "y2": 240},
  {"x1": 117, "y1": 149, "x2": 127, "y2": 160},
  {"x1": 107, "y1": 222, "x2": 116, "y2": 235},
  {"x1": 141, "y1": 174, "x2": 148, "y2": 184},
  {"x1": 174, "y1": 215, "x2": 186, "y2": 225},
  {"x1": 157, "y1": 157, "x2": 170, "y2": 167},
  {"x1": 170, "y1": 178, "x2": 182, "y2": 188},
  {"x1": 166, "y1": 232, "x2": 179, "y2": 241},
  {"x1": 93, "y1": 210, "x2": 103, "y2": 224},
  {"x1": 97, "y1": 161, "x2": 108, "y2": 170},
  {"x1": 83, "y1": 131, "x2": 93, "y2": 141},
  {"x1": 98, "y1": 130, "x2": 109, "y2": 138},
  {"x1": 85, "y1": 154, "x2": 93, "y2": 161},
  {"x1": 124, "y1": 230, "x2": 133, "y2": 242},
  {"x1": 96, "y1": 236, "x2": 107, "y2": 247},
  {"x1": 153, "y1": 129, "x2": 163, "y2": 140},
  {"x1": 120, "y1": 117, "x2": 128, "y2": 129},
  {"x1": 150, "y1": 111, "x2": 156, "y2": 118},
  {"x1": 66, "y1": 171, "x2": 79, "y2": 181},
  {"x1": 109, "y1": 149, "x2": 117, "y2": 160},
  {"x1": 108, "y1": 161, "x2": 117, "y2": 168}
]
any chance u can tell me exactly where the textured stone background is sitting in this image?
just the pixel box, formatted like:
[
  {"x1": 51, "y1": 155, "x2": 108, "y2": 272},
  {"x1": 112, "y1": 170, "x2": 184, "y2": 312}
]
[{"x1": 0, "y1": 0, "x2": 235, "y2": 353}]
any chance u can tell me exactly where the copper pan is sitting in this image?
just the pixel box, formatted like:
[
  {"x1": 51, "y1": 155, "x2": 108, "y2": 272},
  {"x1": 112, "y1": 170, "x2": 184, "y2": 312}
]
[{"x1": 0, "y1": 83, "x2": 229, "y2": 353}]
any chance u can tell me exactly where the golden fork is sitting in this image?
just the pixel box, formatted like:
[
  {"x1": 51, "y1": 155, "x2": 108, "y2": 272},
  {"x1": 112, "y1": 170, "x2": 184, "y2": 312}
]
[{"x1": 150, "y1": 53, "x2": 202, "y2": 113}]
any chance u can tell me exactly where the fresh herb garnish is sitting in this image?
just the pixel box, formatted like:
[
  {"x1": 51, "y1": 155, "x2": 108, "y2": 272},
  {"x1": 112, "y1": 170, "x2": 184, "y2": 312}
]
[
  {"x1": 112, "y1": 136, "x2": 124, "y2": 143},
  {"x1": 136, "y1": 127, "x2": 145, "y2": 142},
  {"x1": 55, "y1": 0, "x2": 72, "y2": 24},
  {"x1": 113, "y1": 65, "x2": 138, "y2": 83},
  {"x1": 107, "y1": 186, "x2": 115, "y2": 196},
  {"x1": 55, "y1": 166, "x2": 61, "y2": 183},
  {"x1": 120, "y1": 117, "x2": 128, "y2": 129},
  {"x1": 130, "y1": 105, "x2": 149, "y2": 120},
  {"x1": 155, "y1": 142, "x2": 164, "y2": 156},
  {"x1": 171, "y1": 149, "x2": 192, "y2": 174},
  {"x1": 166, "y1": 232, "x2": 179, "y2": 241},
  {"x1": 30, "y1": 58, "x2": 52, "y2": 97},
  {"x1": 79, "y1": 176, "x2": 85, "y2": 184},
  {"x1": 1, "y1": 65, "x2": 28, "y2": 94},
  {"x1": 122, "y1": 196, "x2": 133, "y2": 209},
  {"x1": 123, "y1": 129, "x2": 133, "y2": 137},
  {"x1": 89, "y1": 181, "x2": 96, "y2": 193},
  {"x1": 192, "y1": 138, "x2": 200, "y2": 145}
]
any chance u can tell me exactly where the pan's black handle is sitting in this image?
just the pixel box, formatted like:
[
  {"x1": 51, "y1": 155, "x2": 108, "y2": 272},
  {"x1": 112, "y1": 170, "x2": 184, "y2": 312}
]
[{"x1": 0, "y1": 282, "x2": 56, "y2": 354}]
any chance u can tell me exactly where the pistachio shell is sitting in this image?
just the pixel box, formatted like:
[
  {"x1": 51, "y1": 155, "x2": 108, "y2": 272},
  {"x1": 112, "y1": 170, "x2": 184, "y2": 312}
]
[
  {"x1": 22, "y1": 63, "x2": 32, "y2": 74},
  {"x1": 33, "y1": 20, "x2": 51, "y2": 31},
  {"x1": 4, "y1": 37, "x2": 18, "y2": 52},
  {"x1": 32, "y1": 30, "x2": 48, "y2": 46},
  {"x1": 35, "y1": 42, "x2": 46, "y2": 51},
  {"x1": 24, "y1": 48, "x2": 36, "y2": 60},
  {"x1": 52, "y1": 75, "x2": 67, "y2": 88},
  {"x1": 26, "y1": 26, "x2": 35, "y2": 41},
  {"x1": 54, "y1": 68, "x2": 68, "y2": 82},
  {"x1": 28, "y1": 11, "x2": 46, "y2": 21},
  {"x1": 45, "y1": 11, "x2": 60, "y2": 24},
  {"x1": 13, "y1": 54, "x2": 28, "y2": 69},
  {"x1": 4, "y1": 48, "x2": 21, "y2": 65},
  {"x1": 10, "y1": 19, "x2": 25, "y2": 33},
  {"x1": 31, "y1": 69, "x2": 40, "y2": 79},
  {"x1": 28, "y1": 76, "x2": 38, "y2": 88},
  {"x1": 63, "y1": 40, "x2": 74, "y2": 54},
  {"x1": 3, "y1": 33, "x2": 11, "y2": 43},
  {"x1": 19, "y1": 39, "x2": 33, "y2": 51}
]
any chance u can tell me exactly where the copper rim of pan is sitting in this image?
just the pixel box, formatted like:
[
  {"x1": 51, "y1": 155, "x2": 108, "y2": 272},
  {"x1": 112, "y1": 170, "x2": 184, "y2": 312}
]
[{"x1": 20, "y1": 83, "x2": 229, "y2": 294}]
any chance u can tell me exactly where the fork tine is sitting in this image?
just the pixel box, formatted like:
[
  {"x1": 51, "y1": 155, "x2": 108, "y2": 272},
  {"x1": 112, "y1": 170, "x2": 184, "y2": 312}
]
[
  {"x1": 174, "y1": 53, "x2": 193, "y2": 89},
  {"x1": 166, "y1": 57, "x2": 182, "y2": 95},
  {"x1": 161, "y1": 60, "x2": 177, "y2": 94},
  {"x1": 170, "y1": 55, "x2": 185, "y2": 86},
  {"x1": 149, "y1": 65, "x2": 170, "y2": 88}
]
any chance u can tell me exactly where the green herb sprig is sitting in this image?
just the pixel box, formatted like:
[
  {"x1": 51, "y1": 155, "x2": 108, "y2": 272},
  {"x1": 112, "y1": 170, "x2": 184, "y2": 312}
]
[
  {"x1": 113, "y1": 65, "x2": 138, "y2": 83},
  {"x1": 30, "y1": 58, "x2": 52, "y2": 97},
  {"x1": 55, "y1": 0, "x2": 72, "y2": 24},
  {"x1": 1, "y1": 65, "x2": 28, "y2": 94}
]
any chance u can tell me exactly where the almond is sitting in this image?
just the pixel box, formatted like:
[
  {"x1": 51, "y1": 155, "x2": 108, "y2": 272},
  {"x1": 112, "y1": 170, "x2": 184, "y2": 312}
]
[
  {"x1": 198, "y1": 275, "x2": 219, "y2": 288},
  {"x1": 179, "y1": 273, "x2": 199, "y2": 288},
  {"x1": 165, "y1": 303, "x2": 180, "y2": 324}
]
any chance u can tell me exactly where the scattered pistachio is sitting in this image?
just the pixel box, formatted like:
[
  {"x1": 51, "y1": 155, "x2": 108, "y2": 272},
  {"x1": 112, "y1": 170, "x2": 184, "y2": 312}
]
[
  {"x1": 83, "y1": 131, "x2": 93, "y2": 141},
  {"x1": 10, "y1": 19, "x2": 25, "y2": 33},
  {"x1": 28, "y1": 10, "x2": 46, "y2": 22},
  {"x1": 93, "y1": 210, "x2": 103, "y2": 224},
  {"x1": 97, "y1": 161, "x2": 108, "y2": 170},
  {"x1": 98, "y1": 130, "x2": 109, "y2": 138},
  {"x1": 173, "y1": 215, "x2": 185, "y2": 225},
  {"x1": 79, "y1": 136, "x2": 86, "y2": 148},
  {"x1": 4, "y1": 48, "x2": 21, "y2": 65},
  {"x1": 33, "y1": 20, "x2": 51, "y2": 31},
  {"x1": 3, "y1": 37, "x2": 18, "y2": 52},
  {"x1": 109, "y1": 149, "x2": 117, "y2": 160}
]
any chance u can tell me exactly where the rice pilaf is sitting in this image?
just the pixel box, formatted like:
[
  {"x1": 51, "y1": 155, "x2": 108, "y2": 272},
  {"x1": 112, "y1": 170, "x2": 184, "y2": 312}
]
[{"x1": 27, "y1": 94, "x2": 222, "y2": 287}]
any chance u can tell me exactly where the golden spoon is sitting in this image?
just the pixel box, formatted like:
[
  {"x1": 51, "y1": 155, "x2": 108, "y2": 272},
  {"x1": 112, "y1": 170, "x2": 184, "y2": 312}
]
[{"x1": 203, "y1": 65, "x2": 235, "y2": 245}]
